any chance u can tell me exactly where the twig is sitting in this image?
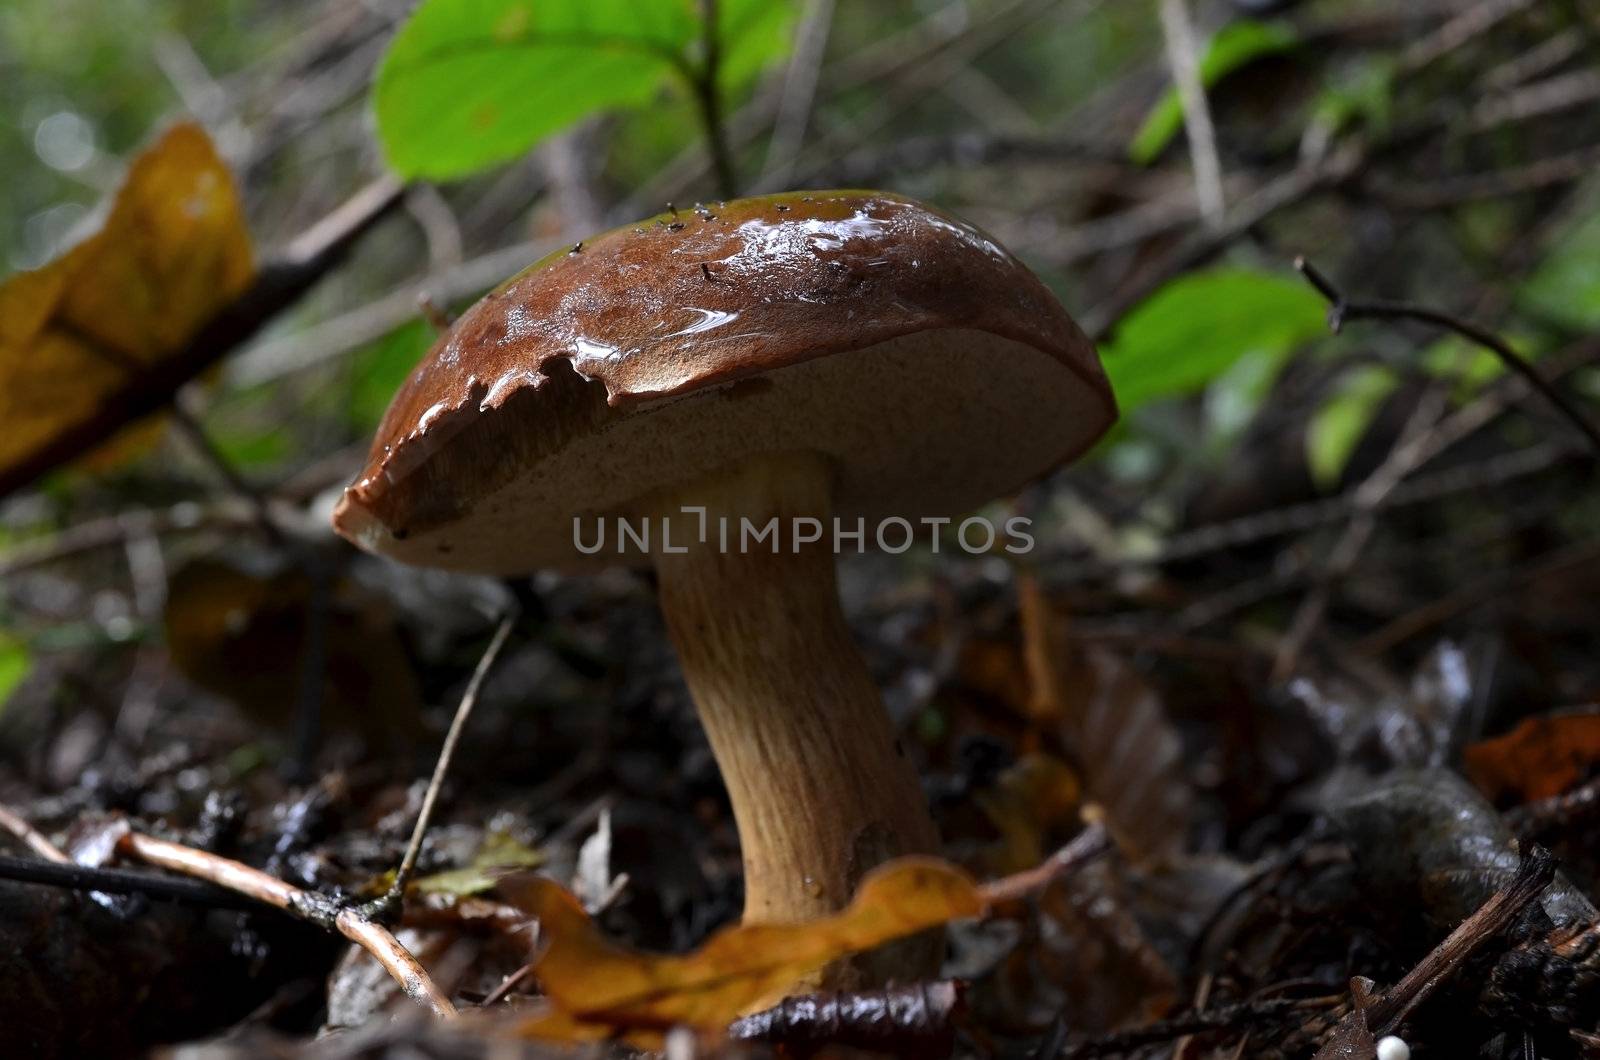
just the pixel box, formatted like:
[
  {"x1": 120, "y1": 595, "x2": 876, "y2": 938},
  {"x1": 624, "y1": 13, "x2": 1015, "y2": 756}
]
[
  {"x1": 1371, "y1": 142, "x2": 1600, "y2": 210},
  {"x1": 0, "y1": 173, "x2": 404, "y2": 502},
  {"x1": 1294, "y1": 257, "x2": 1600, "y2": 456},
  {"x1": 1272, "y1": 388, "x2": 1449, "y2": 681},
  {"x1": 118, "y1": 829, "x2": 456, "y2": 1017},
  {"x1": 0, "y1": 804, "x2": 72, "y2": 863},
  {"x1": 979, "y1": 819, "x2": 1110, "y2": 905},
  {"x1": 376, "y1": 613, "x2": 517, "y2": 916},
  {"x1": 1354, "y1": 536, "x2": 1600, "y2": 655},
  {"x1": 1084, "y1": 147, "x2": 1363, "y2": 340},
  {"x1": 231, "y1": 238, "x2": 553, "y2": 385},
  {"x1": 0, "y1": 501, "x2": 261, "y2": 579},
  {"x1": 757, "y1": 0, "x2": 835, "y2": 188},
  {"x1": 692, "y1": 0, "x2": 739, "y2": 199},
  {"x1": 1363, "y1": 845, "x2": 1555, "y2": 1032},
  {"x1": 1059, "y1": 998, "x2": 1316, "y2": 1059},
  {"x1": 1044, "y1": 440, "x2": 1578, "y2": 581},
  {"x1": 0, "y1": 852, "x2": 269, "y2": 913},
  {"x1": 1157, "y1": 0, "x2": 1225, "y2": 228}
]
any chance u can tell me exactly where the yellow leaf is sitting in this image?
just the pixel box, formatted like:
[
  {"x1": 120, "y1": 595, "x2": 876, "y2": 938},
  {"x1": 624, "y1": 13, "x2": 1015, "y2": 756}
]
[
  {"x1": 0, "y1": 122, "x2": 254, "y2": 483},
  {"x1": 504, "y1": 857, "x2": 983, "y2": 1045}
]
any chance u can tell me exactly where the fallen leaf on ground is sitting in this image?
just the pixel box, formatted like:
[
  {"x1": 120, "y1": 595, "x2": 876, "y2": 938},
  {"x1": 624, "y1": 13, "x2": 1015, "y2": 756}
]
[
  {"x1": 1018, "y1": 575, "x2": 1191, "y2": 863},
  {"x1": 165, "y1": 556, "x2": 423, "y2": 741},
  {"x1": 1463, "y1": 710, "x2": 1600, "y2": 803},
  {"x1": 0, "y1": 122, "x2": 253, "y2": 486},
  {"x1": 502, "y1": 857, "x2": 983, "y2": 1046},
  {"x1": 414, "y1": 830, "x2": 544, "y2": 899}
]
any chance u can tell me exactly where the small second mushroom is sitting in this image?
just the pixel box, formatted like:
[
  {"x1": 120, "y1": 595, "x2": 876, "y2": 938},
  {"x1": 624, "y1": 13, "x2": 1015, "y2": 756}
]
[{"x1": 333, "y1": 190, "x2": 1114, "y2": 983}]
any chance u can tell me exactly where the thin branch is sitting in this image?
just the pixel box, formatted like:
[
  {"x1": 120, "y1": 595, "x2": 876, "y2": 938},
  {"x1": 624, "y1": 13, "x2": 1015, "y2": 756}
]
[
  {"x1": 0, "y1": 501, "x2": 258, "y2": 579},
  {"x1": 377, "y1": 613, "x2": 517, "y2": 915},
  {"x1": 1294, "y1": 257, "x2": 1600, "y2": 456},
  {"x1": 0, "y1": 852, "x2": 270, "y2": 913},
  {"x1": 757, "y1": 0, "x2": 836, "y2": 188},
  {"x1": 1045, "y1": 440, "x2": 1579, "y2": 581},
  {"x1": 0, "y1": 804, "x2": 71, "y2": 863},
  {"x1": 118, "y1": 829, "x2": 456, "y2": 1018},
  {"x1": 1157, "y1": 0, "x2": 1225, "y2": 228},
  {"x1": 1084, "y1": 146, "x2": 1363, "y2": 339},
  {"x1": 1365, "y1": 845, "x2": 1555, "y2": 1032},
  {"x1": 979, "y1": 820, "x2": 1110, "y2": 905},
  {"x1": 693, "y1": 0, "x2": 739, "y2": 199}
]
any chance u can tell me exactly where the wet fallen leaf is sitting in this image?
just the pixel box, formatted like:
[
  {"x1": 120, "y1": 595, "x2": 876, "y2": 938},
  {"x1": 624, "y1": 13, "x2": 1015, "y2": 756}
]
[
  {"x1": 164, "y1": 556, "x2": 423, "y2": 743},
  {"x1": 502, "y1": 857, "x2": 983, "y2": 1046},
  {"x1": 1018, "y1": 576, "x2": 1190, "y2": 863},
  {"x1": 0, "y1": 122, "x2": 253, "y2": 484},
  {"x1": 414, "y1": 830, "x2": 545, "y2": 899},
  {"x1": 1463, "y1": 711, "x2": 1600, "y2": 803},
  {"x1": 989, "y1": 858, "x2": 1179, "y2": 1034}
]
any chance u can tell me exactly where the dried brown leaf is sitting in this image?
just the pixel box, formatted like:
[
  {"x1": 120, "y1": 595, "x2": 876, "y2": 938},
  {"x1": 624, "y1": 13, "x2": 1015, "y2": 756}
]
[
  {"x1": 0, "y1": 122, "x2": 253, "y2": 482},
  {"x1": 1018, "y1": 575, "x2": 1190, "y2": 863},
  {"x1": 503, "y1": 857, "x2": 983, "y2": 1046},
  {"x1": 1463, "y1": 710, "x2": 1600, "y2": 804}
]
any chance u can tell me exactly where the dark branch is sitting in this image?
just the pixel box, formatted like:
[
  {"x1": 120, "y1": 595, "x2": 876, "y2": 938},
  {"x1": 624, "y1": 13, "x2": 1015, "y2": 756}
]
[
  {"x1": 1295, "y1": 256, "x2": 1600, "y2": 456},
  {"x1": 0, "y1": 852, "x2": 278, "y2": 914}
]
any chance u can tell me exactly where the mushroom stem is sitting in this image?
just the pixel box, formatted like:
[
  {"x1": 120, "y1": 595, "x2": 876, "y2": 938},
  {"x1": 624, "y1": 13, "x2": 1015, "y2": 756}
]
[{"x1": 646, "y1": 451, "x2": 941, "y2": 984}]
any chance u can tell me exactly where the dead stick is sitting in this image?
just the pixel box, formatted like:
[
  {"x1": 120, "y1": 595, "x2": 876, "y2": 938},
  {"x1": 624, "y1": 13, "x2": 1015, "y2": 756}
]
[
  {"x1": 0, "y1": 804, "x2": 72, "y2": 863},
  {"x1": 374, "y1": 612, "x2": 517, "y2": 918},
  {"x1": 1365, "y1": 844, "x2": 1556, "y2": 1033},
  {"x1": 118, "y1": 830, "x2": 456, "y2": 1017},
  {"x1": 0, "y1": 852, "x2": 269, "y2": 912},
  {"x1": 1295, "y1": 256, "x2": 1600, "y2": 456},
  {"x1": 979, "y1": 819, "x2": 1110, "y2": 906}
]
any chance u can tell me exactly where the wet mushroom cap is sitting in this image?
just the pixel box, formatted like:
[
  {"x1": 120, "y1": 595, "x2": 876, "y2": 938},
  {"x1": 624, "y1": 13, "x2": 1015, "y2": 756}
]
[{"x1": 332, "y1": 190, "x2": 1115, "y2": 573}]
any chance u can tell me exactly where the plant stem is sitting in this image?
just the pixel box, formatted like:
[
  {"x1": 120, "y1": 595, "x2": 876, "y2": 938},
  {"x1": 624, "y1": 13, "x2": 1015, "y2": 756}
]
[{"x1": 695, "y1": 0, "x2": 739, "y2": 198}]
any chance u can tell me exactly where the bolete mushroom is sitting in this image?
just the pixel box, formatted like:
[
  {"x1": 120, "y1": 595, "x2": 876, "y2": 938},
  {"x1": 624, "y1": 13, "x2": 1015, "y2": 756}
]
[{"x1": 332, "y1": 190, "x2": 1114, "y2": 980}]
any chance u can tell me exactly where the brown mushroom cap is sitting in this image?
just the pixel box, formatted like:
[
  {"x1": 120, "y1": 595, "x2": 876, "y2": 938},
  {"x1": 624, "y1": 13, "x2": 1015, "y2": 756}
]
[{"x1": 332, "y1": 190, "x2": 1114, "y2": 573}]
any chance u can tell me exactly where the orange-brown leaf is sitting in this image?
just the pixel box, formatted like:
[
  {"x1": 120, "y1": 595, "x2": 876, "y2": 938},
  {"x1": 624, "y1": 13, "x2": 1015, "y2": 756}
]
[
  {"x1": 505, "y1": 857, "x2": 983, "y2": 1045},
  {"x1": 1463, "y1": 711, "x2": 1600, "y2": 803},
  {"x1": 0, "y1": 122, "x2": 253, "y2": 481},
  {"x1": 1018, "y1": 575, "x2": 1190, "y2": 864}
]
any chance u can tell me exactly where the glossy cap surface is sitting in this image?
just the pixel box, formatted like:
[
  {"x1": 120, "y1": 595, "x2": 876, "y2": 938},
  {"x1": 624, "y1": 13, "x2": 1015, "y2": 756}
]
[{"x1": 333, "y1": 190, "x2": 1115, "y2": 572}]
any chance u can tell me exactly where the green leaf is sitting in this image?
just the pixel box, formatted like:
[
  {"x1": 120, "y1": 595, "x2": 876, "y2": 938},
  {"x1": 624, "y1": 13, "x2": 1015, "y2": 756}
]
[
  {"x1": 1310, "y1": 55, "x2": 1395, "y2": 138},
  {"x1": 414, "y1": 829, "x2": 545, "y2": 898},
  {"x1": 374, "y1": 0, "x2": 795, "y2": 181},
  {"x1": 0, "y1": 634, "x2": 30, "y2": 714},
  {"x1": 1129, "y1": 18, "x2": 1299, "y2": 164},
  {"x1": 1523, "y1": 204, "x2": 1600, "y2": 331},
  {"x1": 348, "y1": 321, "x2": 434, "y2": 432},
  {"x1": 1306, "y1": 364, "x2": 1398, "y2": 489},
  {"x1": 1100, "y1": 267, "x2": 1329, "y2": 413}
]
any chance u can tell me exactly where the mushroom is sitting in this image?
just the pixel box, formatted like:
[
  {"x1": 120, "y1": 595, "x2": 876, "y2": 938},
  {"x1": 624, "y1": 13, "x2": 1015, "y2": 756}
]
[{"x1": 332, "y1": 190, "x2": 1114, "y2": 981}]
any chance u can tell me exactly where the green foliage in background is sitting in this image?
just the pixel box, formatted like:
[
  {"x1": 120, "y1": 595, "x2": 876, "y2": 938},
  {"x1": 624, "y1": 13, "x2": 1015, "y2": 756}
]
[
  {"x1": 1523, "y1": 200, "x2": 1600, "y2": 332},
  {"x1": 0, "y1": 0, "x2": 272, "y2": 270},
  {"x1": 1099, "y1": 267, "x2": 1328, "y2": 414},
  {"x1": 349, "y1": 321, "x2": 435, "y2": 431},
  {"x1": 1306, "y1": 362, "x2": 1395, "y2": 489},
  {"x1": 1129, "y1": 18, "x2": 1299, "y2": 164},
  {"x1": 0, "y1": 634, "x2": 30, "y2": 714},
  {"x1": 375, "y1": 0, "x2": 794, "y2": 181}
]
